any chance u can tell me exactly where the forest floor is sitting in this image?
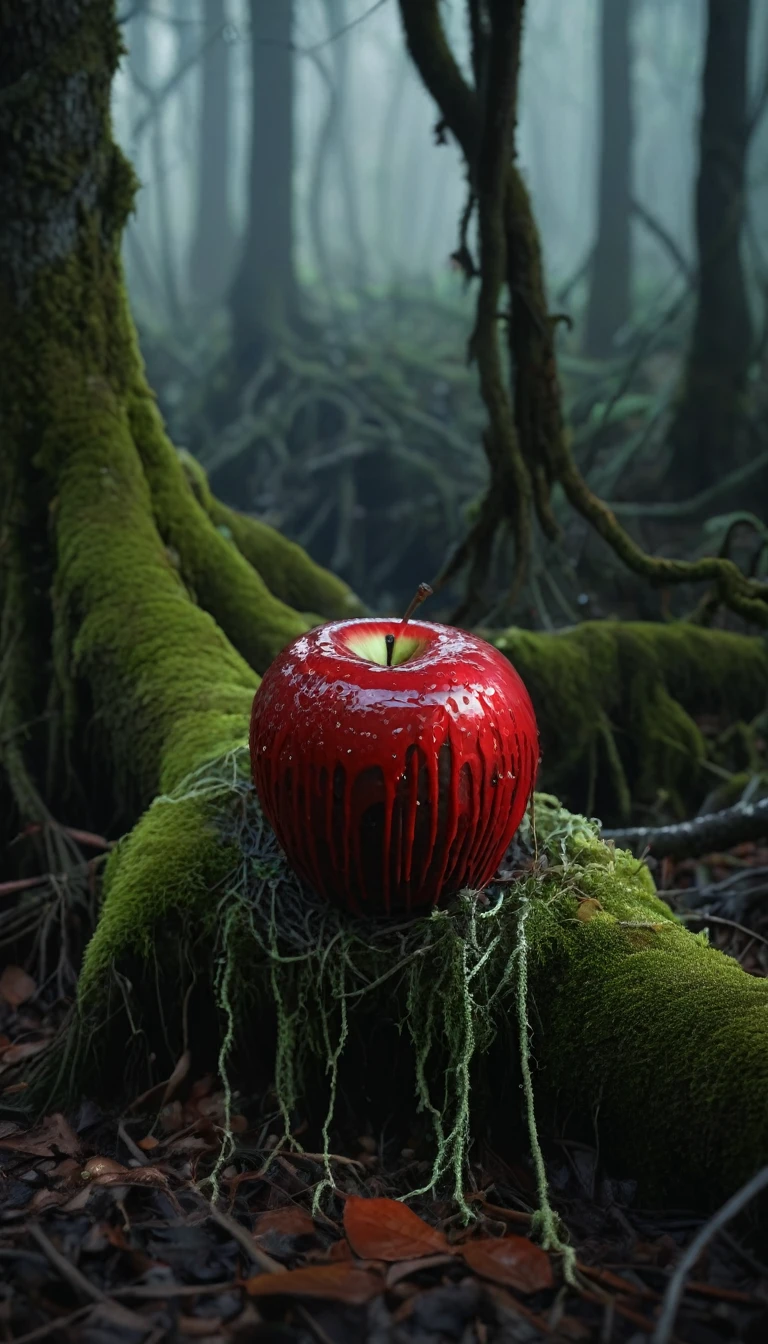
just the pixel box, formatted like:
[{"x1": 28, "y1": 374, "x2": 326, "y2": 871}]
[{"x1": 1, "y1": 839, "x2": 767, "y2": 1343}]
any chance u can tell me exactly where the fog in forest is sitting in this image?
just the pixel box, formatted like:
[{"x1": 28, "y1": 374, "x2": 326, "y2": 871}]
[{"x1": 112, "y1": 0, "x2": 768, "y2": 623}]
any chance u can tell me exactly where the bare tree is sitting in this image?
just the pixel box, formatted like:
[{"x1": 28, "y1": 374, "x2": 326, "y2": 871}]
[
  {"x1": 230, "y1": 0, "x2": 299, "y2": 368},
  {"x1": 668, "y1": 0, "x2": 754, "y2": 494},
  {"x1": 189, "y1": 1, "x2": 236, "y2": 306}
]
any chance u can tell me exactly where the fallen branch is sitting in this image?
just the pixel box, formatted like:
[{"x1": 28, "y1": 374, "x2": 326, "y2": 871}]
[{"x1": 602, "y1": 796, "x2": 768, "y2": 859}]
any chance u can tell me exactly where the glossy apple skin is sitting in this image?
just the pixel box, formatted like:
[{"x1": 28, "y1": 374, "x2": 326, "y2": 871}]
[{"x1": 249, "y1": 618, "x2": 539, "y2": 916}]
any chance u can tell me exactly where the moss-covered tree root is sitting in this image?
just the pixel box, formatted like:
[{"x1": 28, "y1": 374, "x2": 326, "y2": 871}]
[
  {"x1": 52, "y1": 757, "x2": 768, "y2": 1215},
  {"x1": 491, "y1": 621, "x2": 768, "y2": 821}
]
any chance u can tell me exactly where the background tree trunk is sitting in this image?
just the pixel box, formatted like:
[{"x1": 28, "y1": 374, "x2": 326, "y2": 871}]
[
  {"x1": 323, "y1": 0, "x2": 368, "y2": 289},
  {"x1": 668, "y1": 0, "x2": 753, "y2": 493},
  {"x1": 583, "y1": 0, "x2": 635, "y2": 356},
  {"x1": 188, "y1": 0, "x2": 236, "y2": 306},
  {"x1": 229, "y1": 0, "x2": 298, "y2": 370}
]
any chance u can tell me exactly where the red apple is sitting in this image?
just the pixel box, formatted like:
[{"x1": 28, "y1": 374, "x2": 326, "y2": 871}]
[{"x1": 249, "y1": 617, "x2": 539, "y2": 916}]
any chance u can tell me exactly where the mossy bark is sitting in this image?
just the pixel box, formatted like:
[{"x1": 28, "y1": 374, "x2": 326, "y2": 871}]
[
  {"x1": 0, "y1": 0, "x2": 347, "y2": 831},
  {"x1": 491, "y1": 621, "x2": 768, "y2": 822}
]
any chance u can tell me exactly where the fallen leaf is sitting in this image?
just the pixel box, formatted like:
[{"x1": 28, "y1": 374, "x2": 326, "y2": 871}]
[
  {"x1": 246, "y1": 1262, "x2": 383, "y2": 1304},
  {"x1": 0, "y1": 1039, "x2": 50, "y2": 1065},
  {"x1": 459, "y1": 1236, "x2": 553, "y2": 1293},
  {"x1": 328, "y1": 1238, "x2": 353, "y2": 1262},
  {"x1": 178, "y1": 1317, "x2": 223, "y2": 1337},
  {"x1": 386, "y1": 1254, "x2": 456, "y2": 1288},
  {"x1": 576, "y1": 898, "x2": 603, "y2": 922},
  {"x1": 254, "y1": 1206, "x2": 317, "y2": 1239},
  {"x1": 137, "y1": 1135, "x2": 160, "y2": 1151},
  {"x1": 344, "y1": 1196, "x2": 451, "y2": 1261},
  {"x1": 82, "y1": 1156, "x2": 130, "y2": 1180},
  {"x1": 0, "y1": 966, "x2": 37, "y2": 1006},
  {"x1": 61, "y1": 1186, "x2": 95, "y2": 1212},
  {"x1": 0, "y1": 1112, "x2": 80, "y2": 1159},
  {"x1": 28, "y1": 1189, "x2": 69, "y2": 1214},
  {"x1": 91, "y1": 1167, "x2": 171, "y2": 1190}
]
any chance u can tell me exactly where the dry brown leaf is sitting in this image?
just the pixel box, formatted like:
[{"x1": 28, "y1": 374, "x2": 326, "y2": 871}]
[
  {"x1": 0, "y1": 1039, "x2": 50, "y2": 1065},
  {"x1": 178, "y1": 1316, "x2": 223, "y2": 1337},
  {"x1": 254, "y1": 1206, "x2": 317, "y2": 1239},
  {"x1": 344, "y1": 1196, "x2": 451, "y2": 1262},
  {"x1": 246, "y1": 1262, "x2": 383, "y2": 1304},
  {"x1": 576, "y1": 898, "x2": 603, "y2": 922},
  {"x1": 82, "y1": 1156, "x2": 130, "y2": 1179},
  {"x1": 459, "y1": 1236, "x2": 554, "y2": 1294},
  {"x1": 28, "y1": 1188, "x2": 69, "y2": 1214},
  {"x1": 90, "y1": 1166, "x2": 170, "y2": 1190},
  {"x1": 137, "y1": 1135, "x2": 160, "y2": 1151},
  {"x1": 0, "y1": 966, "x2": 37, "y2": 1006},
  {"x1": 327, "y1": 1238, "x2": 354, "y2": 1262},
  {"x1": 0, "y1": 1112, "x2": 80, "y2": 1159},
  {"x1": 385, "y1": 1254, "x2": 456, "y2": 1288}
]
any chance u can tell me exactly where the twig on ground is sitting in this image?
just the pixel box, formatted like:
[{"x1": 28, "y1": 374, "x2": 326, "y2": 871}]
[
  {"x1": 203, "y1": 1196, "x2": 286, "y2": 1275},
  {"x1": 652, "y1": 1166, "x2": 768, "y2": 1344},
  {"x1": 678, "y1": 910, "x2": 768, "y2": 952},
  {"x1": 27, "y1": 1224, "x2": 149, "y2": 1331}
]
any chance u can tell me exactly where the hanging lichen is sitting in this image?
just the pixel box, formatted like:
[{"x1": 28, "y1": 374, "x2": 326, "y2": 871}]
[{"x1": 46, "y1": 746, "x2": 768, "y2": 1220}]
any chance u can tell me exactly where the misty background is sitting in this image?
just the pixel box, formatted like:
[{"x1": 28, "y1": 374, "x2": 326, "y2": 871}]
[{"x1": 111, "y1": 0, "x2": 768, "y2": 622}]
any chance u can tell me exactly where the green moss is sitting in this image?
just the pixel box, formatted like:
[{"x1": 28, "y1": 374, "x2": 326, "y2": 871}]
[
  {"x1": 526, "y1": 795, "x2": 768, "y2": 1202},
  {"x1": 178, "y1": 451, "x2": 366, "y2": 622},
  {"x1": 129, "y1": 399, "x2": 311, "y2": 674},
  {"x1": 492, "y1": 621, "x2": 768, "y2": 817},
  {"x1": 0, "y1": 4, "x2": 275, "y2": 814},
  {"x1": 67, "y1": 758, "x2": 768, "y2": 1211},
  {"x1": 43, "y1": 371, "x2": 257, "y2": 799},
  {"x1": 79, "y1": 789, "x2": 240, "y2": 997}
]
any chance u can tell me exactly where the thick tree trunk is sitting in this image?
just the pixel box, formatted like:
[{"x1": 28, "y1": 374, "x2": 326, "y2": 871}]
[
  {"x1": 0, "y1": 0, "x2": 352, "y2": 842},
  {"x1": 229, "y1": 0, "x2": 298, "y2": 368},
  {"x1": 188, "y1": 0, "x2": 236, "y2": 306},
  {"x1": 668, "y1": 0, "x2": 753, "y2": 493},
  {"x1": 583, "y1": 0, "x2": 634, "y2": 356}
]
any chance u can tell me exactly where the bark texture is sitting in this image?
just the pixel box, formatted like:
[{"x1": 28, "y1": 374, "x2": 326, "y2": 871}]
[{"x1": 0, "y1": 0, "x2": 354, "y2": 838}]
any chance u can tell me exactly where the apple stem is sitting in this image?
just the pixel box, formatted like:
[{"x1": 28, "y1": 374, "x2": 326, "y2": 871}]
[
  {"x1": 385, "y1": 633, "x2": 395, "y2": 667},
  {"x1": 401, "y1": 582, "x2": 433, "y2": 625}
]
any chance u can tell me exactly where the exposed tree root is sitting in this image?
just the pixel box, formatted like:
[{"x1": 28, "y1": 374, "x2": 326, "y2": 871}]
[
  {"x1": 30, "y1": 761, "x2": 768, "y2": 1217},
  {"x1": 603, "y1": 795, "x2": 768, "y2": 860}
]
